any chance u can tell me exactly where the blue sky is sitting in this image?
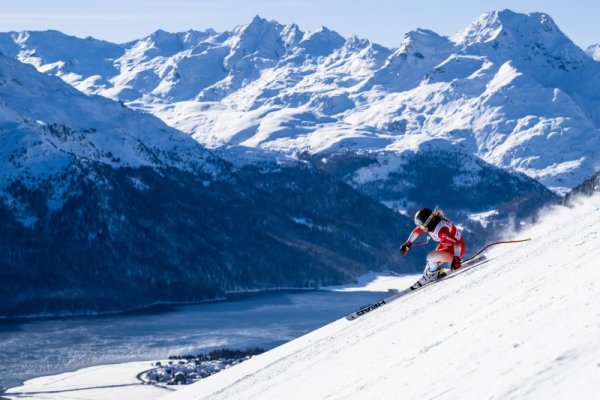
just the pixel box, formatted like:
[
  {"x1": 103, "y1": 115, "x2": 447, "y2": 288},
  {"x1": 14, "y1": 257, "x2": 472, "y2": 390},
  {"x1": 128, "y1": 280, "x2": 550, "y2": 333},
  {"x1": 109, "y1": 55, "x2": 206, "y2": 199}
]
[{"x1": 2, "y1": 0, "x2": 598, "y2": 48}]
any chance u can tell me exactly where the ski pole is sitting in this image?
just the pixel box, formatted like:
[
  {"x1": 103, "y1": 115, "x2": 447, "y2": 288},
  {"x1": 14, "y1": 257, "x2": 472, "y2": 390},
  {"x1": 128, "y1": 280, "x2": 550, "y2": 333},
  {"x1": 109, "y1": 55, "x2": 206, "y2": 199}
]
[{"x1": 464, "y1": 238, "x2": 531, "y2": 263}]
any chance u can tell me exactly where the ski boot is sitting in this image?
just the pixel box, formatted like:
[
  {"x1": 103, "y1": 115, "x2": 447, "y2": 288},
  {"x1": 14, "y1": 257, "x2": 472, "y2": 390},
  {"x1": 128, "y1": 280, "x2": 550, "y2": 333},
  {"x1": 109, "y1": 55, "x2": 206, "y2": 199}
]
[{"x1": 410, "y1": 267, "x2": 437, "y2": 290}]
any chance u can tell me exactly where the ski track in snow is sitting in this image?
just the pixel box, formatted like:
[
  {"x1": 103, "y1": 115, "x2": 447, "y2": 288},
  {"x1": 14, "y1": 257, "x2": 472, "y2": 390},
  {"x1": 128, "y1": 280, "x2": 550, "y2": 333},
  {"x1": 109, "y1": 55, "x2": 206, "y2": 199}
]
[{"x1": 162, "y1": 195, "x2": 600, "y2": 400}]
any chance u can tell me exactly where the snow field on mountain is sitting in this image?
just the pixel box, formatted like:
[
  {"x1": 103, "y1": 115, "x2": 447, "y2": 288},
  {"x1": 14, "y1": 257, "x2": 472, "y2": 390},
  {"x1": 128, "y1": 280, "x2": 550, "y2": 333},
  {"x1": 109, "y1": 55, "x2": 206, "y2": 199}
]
[
  {"x1": 0, "y1": 54, "x2": 230, "y2": 190},
  {"x1": 5, "y1": 11, "x2": 600, "y2": 192},
  {"x1": 163, "y1": 194, "x2": 600, "y2": 400}
]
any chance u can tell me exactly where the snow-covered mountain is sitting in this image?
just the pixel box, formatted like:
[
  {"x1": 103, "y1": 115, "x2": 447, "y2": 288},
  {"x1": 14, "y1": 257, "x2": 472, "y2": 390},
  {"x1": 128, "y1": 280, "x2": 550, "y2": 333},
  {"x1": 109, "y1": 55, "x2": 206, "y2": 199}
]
[
  {"x1": 1, "y1": 10, "x2": 598, "y2": 194},
  {"x1": 0, "y1": 51, "x2": 227, "y2": 187},
  {"x1": 0, "y1": 52, "x2": 419, "y2": 317},
  {"x1": 586, "y1": 43, "x2": 600, "y2": 61},
  {"x1": 162, "y1": 193, "x2": 600, "y2": 400}
]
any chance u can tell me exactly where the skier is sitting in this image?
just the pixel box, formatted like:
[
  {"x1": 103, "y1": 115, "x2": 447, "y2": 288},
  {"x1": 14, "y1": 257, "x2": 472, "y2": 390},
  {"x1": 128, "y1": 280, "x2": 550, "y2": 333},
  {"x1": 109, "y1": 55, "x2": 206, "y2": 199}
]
[{"x1": 400, "y1": 208, "x2": 465, "y2": 290}]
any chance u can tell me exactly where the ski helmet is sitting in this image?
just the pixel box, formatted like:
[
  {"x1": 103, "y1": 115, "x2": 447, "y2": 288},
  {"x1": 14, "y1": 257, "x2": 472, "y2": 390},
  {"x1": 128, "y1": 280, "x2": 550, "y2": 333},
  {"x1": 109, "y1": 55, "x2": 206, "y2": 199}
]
[{"x1": 414, "y1": 208, "x2": 434, "y2": 230}]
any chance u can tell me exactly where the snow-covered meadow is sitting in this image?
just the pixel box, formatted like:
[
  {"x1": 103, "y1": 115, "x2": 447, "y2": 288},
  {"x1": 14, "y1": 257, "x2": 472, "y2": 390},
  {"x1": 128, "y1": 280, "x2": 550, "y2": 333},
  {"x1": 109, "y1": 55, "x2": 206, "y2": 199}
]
[{"x1": 3, "y1": 361, "x2": 167, "y2": 400}]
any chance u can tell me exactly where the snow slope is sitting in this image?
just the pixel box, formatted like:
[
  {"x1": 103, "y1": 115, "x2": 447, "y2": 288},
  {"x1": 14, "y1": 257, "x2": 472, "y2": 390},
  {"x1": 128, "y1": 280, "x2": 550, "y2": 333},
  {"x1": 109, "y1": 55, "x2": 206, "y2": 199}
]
[
  {"x1": 162, "y1": 193, "x2": 600, "y2": 400},
  {"x1": 0, "y1": 52, "x2": 227, "y2": 188}
]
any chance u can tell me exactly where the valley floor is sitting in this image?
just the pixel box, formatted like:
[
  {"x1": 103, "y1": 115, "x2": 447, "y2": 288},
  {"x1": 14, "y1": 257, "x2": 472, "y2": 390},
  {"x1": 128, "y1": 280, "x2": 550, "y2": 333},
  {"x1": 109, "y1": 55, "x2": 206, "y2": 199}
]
[
  {"x1": 3, "y1": 361, "x2": 170, "y2": 400},
  {"x1": 3, "y1": 274, "x2": 407, "y2": 400}
]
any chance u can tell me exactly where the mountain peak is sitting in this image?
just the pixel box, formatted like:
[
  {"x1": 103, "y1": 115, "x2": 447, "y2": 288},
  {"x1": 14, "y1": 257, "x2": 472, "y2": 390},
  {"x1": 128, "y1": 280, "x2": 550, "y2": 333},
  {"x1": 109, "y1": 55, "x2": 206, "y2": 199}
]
[
  {"x1": 400, "y1": 28, "x2": 450, "y2": 48},
  {"x1": 587, "y1": 44, "x2": 600, "y2": 61},
  {"x1": 230, "y1": 15, "x2": 285, "y2": 43},
  {"x1": 138, "y1": 28, "x2": 215, "y2": 53},
  {"x1": 452, "y1": 9, "x2": 591, "y2": 76},
  {"x1": 395, "y1": 28, "x2": 454, "y2": 59},
  {"x1": 303, "y1": 26, "x2": 343, "y2": 41},
  {"x1": 342, "y1": 35, "x2": 372, "y2": 51},
  {"x1": 180, "y1": 29, "x2": 215, "y2": 45},
  {"x1": 147, "y1": 29, "x2": 179, "y2": 42},
  {"x1": 226, "y1": 15, "x2": 286, "y2": 61},
  {"x1": 280, "y1": 23, "x2": 303, "y2": 47},
  {"x1": 236, "y1": 15, "x2": 283, "y2": 37},
  {"x1": 453, "y1": 10, "x2": 563, "y2": 46},
  {"x1": 298, "y1": 26, "x2": 345, "y2": 57}
]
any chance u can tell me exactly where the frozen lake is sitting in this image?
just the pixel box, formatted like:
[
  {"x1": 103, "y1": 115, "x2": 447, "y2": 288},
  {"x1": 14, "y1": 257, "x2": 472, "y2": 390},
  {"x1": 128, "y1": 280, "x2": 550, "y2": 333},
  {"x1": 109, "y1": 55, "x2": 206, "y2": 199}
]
[{"x1": 0, "y1": 289, "x2": 387, "y2": 390}]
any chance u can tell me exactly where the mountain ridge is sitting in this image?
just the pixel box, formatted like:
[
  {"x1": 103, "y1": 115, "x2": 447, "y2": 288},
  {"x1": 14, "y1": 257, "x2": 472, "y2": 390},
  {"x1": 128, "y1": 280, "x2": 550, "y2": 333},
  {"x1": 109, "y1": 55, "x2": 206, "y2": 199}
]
[{"x1": 2, "y1": 10, "x2": 595, "y2": 193}]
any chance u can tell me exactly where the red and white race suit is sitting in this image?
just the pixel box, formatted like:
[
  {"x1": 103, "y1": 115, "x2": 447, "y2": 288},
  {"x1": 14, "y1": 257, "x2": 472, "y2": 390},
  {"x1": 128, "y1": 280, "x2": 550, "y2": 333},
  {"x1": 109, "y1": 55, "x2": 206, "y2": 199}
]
[
  {"x1": 407, "y1": 219, "x2": 466, "y2": 258},
  {"x1": 407, "y1": 219, "x2": 466, "y2": 287}
]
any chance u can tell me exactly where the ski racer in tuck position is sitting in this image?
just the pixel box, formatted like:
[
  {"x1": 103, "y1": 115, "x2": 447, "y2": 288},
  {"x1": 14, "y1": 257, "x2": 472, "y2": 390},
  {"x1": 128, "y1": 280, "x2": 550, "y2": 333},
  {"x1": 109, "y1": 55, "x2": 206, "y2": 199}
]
[{"x1": 400, "y1": 208, "x2": 465, "y2": 290}]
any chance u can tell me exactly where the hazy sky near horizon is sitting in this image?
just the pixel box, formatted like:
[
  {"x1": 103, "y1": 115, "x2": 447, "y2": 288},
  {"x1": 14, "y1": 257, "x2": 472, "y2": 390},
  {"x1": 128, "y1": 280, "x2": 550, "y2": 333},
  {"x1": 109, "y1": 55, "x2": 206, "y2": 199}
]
[{"x1": 1, "y1": 0, "x2": 598, "y2": 49}]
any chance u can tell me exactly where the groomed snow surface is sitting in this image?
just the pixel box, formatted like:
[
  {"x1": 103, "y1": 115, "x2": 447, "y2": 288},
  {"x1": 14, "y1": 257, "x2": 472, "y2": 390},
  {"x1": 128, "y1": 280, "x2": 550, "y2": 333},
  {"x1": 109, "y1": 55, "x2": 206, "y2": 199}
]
[{"x1": 164, "y1": 194, "x2": 600, "y2": 400}]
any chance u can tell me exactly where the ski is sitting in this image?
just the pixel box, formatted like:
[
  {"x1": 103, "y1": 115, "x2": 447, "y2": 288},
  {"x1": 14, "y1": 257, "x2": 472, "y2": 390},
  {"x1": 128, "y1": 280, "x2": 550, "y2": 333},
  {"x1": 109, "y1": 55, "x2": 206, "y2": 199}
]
[{"x1": 345, "y1": 255, "x2": 489, "y2": 321}]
